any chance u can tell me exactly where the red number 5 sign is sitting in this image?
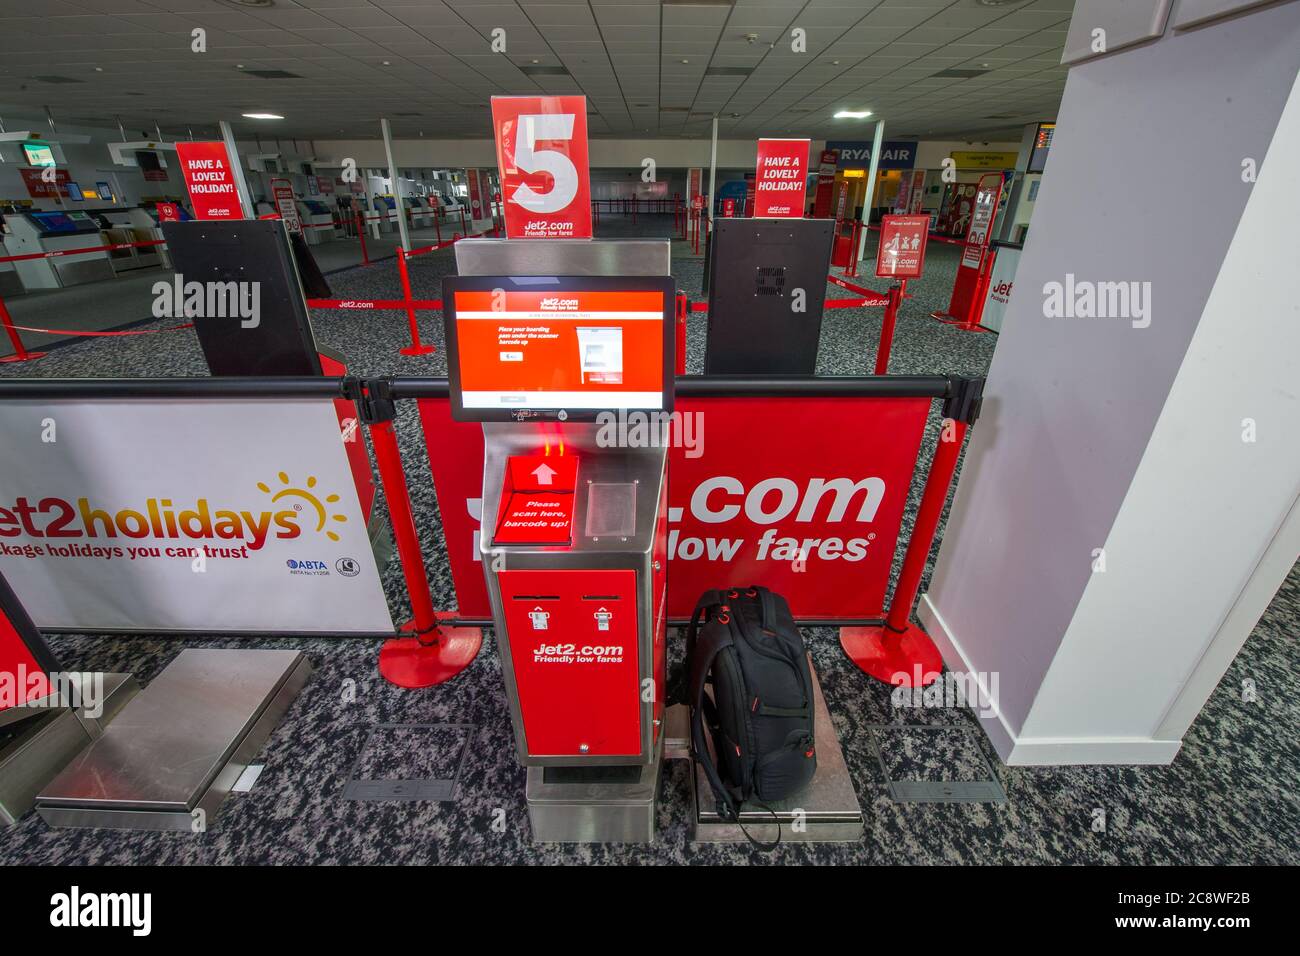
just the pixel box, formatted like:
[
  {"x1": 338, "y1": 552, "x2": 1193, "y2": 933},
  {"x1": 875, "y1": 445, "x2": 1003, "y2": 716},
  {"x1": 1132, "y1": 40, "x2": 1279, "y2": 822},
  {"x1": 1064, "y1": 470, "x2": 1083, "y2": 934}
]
[{"x1": 491, "y1": 95, "x2": 593, "y2": 240}]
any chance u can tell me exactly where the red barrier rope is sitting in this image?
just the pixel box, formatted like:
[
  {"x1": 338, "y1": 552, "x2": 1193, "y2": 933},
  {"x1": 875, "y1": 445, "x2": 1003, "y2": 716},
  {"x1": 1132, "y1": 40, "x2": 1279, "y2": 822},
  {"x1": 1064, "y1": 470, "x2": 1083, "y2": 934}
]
[
  {"x1": 0, "y1": 321, "x2": 193, "y2": 336},
  {"x1": 0, "y1": 238, "x2": 166, "y2": 265}
]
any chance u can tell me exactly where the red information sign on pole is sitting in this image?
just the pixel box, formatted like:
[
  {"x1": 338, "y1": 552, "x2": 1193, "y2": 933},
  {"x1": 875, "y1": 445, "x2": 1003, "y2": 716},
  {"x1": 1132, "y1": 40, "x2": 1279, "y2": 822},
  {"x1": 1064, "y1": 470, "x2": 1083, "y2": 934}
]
[
  {"x1": 156, "y1": 202, "x2": 181, "y2": 223},
  {"x1": 876, "y1": 214, "x2": 930, "y2": 279},
  {"x1": 175, "y1": 142, "x2": 242, "y2": 220},
  {"x1": 491, "y1": 95, "x2": 592, "y2": 239},
  {"x1": 753, "y1": 138, "x2": 809, "y2": 218},
  {"x1": 272, "y1": 178, "x2": 302, "y2": 234},
  {"x1": 752, "y1": 138, "x2": 808, "y2": 218}
]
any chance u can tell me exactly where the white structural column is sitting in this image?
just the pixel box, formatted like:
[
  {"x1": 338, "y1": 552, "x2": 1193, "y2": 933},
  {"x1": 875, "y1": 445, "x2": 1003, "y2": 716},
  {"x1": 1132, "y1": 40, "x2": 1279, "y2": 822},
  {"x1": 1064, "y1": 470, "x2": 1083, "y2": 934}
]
[
  {"x1": 855, "y1": 119, "x2": 883, "y2": 265},
  {"x1": 381, "y1": 117, "x2": 410, "y2": 253},
  {"x1": 218, "y1": 120, "x2": 255, "y2": 219},
  {"x1": 917, "y1": 0, "x2": 1300, "y2": 765}
]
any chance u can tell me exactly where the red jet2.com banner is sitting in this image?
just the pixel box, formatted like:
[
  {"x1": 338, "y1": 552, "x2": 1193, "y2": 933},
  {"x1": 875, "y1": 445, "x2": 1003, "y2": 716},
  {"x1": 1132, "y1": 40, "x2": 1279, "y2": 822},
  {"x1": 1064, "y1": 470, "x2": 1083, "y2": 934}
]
[
  {"x1": 492, "y1": 95, "x2": 592, "y2": 239},
  {"x1": 753, "y1": 138, "x2": 809, "y2": 218},
  {"x1": 175, "y1": 142, "x2": 242, "y2": 220},
  {"x1": 417, "y1": 394, "x2": 929, "y2": 621}
]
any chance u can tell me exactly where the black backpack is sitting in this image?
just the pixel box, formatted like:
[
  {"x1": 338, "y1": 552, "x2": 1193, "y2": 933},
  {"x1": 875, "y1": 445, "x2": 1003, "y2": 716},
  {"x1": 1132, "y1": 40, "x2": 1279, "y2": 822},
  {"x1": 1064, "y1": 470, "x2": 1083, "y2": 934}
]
[{"x1": 687, "y1": 586, "x2": 817, "y2": 827}]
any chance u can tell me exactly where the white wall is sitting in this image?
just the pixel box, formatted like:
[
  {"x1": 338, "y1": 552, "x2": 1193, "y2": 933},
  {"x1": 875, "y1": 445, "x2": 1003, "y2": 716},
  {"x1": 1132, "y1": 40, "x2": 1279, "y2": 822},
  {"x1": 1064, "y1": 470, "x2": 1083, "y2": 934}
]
[{"x1": 918, "y1": 0, "x2": 1300, "y2": 765}]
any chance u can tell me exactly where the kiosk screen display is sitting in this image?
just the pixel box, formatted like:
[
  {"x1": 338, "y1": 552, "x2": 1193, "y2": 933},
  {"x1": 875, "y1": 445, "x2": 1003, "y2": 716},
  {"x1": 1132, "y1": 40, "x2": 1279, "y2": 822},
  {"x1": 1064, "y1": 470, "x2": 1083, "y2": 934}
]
[
  {"x1": 443, "y1": 275, "x2": 674, "y2": 421},
  {"x1": 30, "y1": 211, "x2": 75, "y2": 232}
]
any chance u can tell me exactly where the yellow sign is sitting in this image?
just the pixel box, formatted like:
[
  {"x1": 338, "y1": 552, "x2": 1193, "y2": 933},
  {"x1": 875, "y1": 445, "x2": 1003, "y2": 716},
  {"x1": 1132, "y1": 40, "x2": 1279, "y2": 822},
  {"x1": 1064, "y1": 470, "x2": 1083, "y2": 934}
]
[{"x1": 950, "y1": 151, "x2": 1019, "y2": 169}]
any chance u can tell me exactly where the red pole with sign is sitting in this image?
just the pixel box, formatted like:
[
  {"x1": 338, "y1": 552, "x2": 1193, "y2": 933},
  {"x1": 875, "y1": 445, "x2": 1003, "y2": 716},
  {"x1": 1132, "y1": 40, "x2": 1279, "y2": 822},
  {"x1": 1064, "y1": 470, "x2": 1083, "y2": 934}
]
[
  {"x1": 874, "y1": 285, "x2": 901, "y2": 375},
  {"x1": 932, "y1": 172, "x2": 1002, "y2": 332}
]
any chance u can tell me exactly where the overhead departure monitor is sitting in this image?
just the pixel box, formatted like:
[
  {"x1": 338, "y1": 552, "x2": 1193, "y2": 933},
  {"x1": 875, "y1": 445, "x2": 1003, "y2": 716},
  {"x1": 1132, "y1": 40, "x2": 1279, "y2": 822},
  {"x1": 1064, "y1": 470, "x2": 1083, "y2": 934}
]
[
  {"x1": 22, "y1": 143, "x2": 55, "y2": 167},
  {"x1": 443, "y1": 274, "x2": 675, "y2": 422}
]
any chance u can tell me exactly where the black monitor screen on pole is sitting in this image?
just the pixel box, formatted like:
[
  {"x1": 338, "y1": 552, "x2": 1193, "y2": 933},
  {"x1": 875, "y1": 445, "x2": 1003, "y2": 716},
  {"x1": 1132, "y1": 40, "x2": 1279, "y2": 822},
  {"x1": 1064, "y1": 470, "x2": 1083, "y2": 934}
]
[
  {"x1": 704, "y1": 218, "x2": 834, "y2": 375},
  {"x1": 162, "y1": 219, "x2": 323, "y2": 377}
]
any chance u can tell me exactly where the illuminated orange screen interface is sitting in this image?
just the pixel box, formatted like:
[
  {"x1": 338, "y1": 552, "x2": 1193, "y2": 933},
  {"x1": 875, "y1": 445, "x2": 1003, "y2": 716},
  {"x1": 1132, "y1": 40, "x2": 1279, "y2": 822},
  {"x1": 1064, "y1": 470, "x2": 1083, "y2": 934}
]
[{"x1": 453, "y1": 289, "x2": 665, "y2": 411}]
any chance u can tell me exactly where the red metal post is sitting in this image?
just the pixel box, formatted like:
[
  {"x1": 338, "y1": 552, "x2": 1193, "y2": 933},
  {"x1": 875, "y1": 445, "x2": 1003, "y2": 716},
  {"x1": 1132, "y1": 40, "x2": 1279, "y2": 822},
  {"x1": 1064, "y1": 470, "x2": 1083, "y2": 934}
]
[
  {"x1": 371, "y1": 419, "x2": 437, "y2": 636},
  {"x1": 355, "y1": 210, "x2": 369, "y2": 266},
  {"x1": 434, "y1": 211, "x2": 442, "y2": 245},
  {"x1": 874, "y1": 284, "x2": 900, "y2": 375},
  {"x1": 396, "y1": 249, "x2": 436, "y2": 356},
  {"x1": 886, "y1": 420, "x2": 966, "y2": 632},
  {"x1": 0, "y1": 295, "x2": 47, "y2": 364},
  {"x1": 840, "y1": 418, "x2": 968, "y2": 686},
  {"x1": 460, "y1": 208, "x2": 468, "y2": 237},
  {"x1": 674, "y1": 291, "x2": 688, "y2": 375},
  {"x1": 369, "y1": 413, "x2": 481, "y2": 688}
]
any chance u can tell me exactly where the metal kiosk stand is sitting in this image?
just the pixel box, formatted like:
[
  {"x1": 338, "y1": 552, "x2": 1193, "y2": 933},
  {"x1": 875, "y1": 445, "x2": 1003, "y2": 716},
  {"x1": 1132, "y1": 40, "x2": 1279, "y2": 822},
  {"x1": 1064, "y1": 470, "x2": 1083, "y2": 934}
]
[{"x1": 445, "y1": 239, "x2": 674, "y2": 843}]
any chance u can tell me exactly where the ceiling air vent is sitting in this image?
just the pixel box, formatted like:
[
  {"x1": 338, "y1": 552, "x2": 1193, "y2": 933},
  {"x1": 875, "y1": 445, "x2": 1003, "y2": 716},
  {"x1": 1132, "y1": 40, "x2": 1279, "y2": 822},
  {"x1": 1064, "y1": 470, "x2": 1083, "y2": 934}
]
[
  {"x1": 705, "y1": 67, "x2": 753, "y2": 77},
  {"x1": 30, "y1": 75, "x2": 84, "y2": 84},
  {"x1": 931, "y1": 68, "x2": 990, "y2": 78},
  {"x1": 521, "y1": 65, "x2": 570, "y2": 76},
  {"x1": 242, "y1": 69, "x2": 304, "y2": 79},
  {"x1": 660, "y1": 106, "x2": 691, "y2": 113}
]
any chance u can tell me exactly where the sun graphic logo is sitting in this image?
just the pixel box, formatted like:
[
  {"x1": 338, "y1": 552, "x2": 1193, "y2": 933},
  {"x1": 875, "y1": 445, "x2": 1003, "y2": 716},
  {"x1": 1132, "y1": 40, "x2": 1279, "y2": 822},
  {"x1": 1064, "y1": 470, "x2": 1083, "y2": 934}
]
[{"x1": 257, "y1": 471, "x2": 348, "y2": 542}]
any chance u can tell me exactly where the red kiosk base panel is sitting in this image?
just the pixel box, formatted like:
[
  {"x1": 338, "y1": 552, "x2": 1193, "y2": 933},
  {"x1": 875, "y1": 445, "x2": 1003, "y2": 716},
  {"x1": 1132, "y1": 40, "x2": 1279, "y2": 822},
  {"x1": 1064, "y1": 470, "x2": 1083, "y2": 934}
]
[{"x1": 499, "y1": 568, "x2": 641, "y2": 758}]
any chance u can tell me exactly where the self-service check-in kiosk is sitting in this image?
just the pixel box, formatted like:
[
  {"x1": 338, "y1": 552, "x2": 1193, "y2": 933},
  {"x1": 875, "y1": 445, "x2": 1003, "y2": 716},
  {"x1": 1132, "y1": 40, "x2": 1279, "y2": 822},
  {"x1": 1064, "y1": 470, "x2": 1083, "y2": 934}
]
[
  {"x1": 297, "y1": 199, "x2": 336, "y2": 245},
  {"x1": 91, "y1": 207, "x2": 166, "y2": 272},
  {"x1": 445, "y1": 240, "x2": 674, "y2": 842},
  {"x1": 1, "y1": 210, "x2": 116, "y2": 291}
]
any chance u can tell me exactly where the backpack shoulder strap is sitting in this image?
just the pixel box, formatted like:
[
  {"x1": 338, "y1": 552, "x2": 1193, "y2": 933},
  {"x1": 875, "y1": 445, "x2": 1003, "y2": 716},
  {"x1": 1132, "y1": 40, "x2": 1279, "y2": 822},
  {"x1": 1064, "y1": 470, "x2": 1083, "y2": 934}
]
[
  {"x1": 750, "y1": 584, "x2": 777, "y2": 631},
  {"x1": 684, "y1": 588, "x2": 725, "y2": 665},
  {"x1": 688, "y1": 616, "x2": 740, "y2": 821}
]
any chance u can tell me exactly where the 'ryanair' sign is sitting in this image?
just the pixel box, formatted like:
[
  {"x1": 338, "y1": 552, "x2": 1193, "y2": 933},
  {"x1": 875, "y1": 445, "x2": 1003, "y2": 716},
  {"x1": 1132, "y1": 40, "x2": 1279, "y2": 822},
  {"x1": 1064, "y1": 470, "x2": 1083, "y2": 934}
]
[{"x1": 825, "y1": 140, "x2": 917, "y2": 170}]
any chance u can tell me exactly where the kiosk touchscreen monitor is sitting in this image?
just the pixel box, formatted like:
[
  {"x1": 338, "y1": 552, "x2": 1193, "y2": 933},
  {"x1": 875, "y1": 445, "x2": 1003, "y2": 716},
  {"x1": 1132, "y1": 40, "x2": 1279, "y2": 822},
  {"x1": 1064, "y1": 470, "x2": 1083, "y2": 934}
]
[{"x1": 442, "y1": 275, "x2": 675, "y2": 422}]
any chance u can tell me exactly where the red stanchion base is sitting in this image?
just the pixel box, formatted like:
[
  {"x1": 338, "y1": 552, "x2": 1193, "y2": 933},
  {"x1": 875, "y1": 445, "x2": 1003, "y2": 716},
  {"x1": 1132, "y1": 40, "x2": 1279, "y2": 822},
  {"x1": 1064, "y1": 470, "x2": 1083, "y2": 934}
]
[
  {"x1": 930, "y1": 311, "x2": 991, "y2": 333},
  {"x1": 398, "y1": 343, "x2": 437, "y2": 356},
  {"x1": 839, "y1": 623, "x2": 944, "y2": 687},
  {"x1": 1, "y1": 351, "x2": 48, "y2": 363},
  {"x1": 378, "y1": 615, "x2": 482, "y2": 688}
]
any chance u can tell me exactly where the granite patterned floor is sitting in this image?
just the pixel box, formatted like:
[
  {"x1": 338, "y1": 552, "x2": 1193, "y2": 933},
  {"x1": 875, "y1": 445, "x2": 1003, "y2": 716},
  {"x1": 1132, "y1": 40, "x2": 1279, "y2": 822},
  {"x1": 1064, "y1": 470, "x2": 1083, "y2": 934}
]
[{"x1": 1, "y1": 214, "x2": 1295, "y2": 865}]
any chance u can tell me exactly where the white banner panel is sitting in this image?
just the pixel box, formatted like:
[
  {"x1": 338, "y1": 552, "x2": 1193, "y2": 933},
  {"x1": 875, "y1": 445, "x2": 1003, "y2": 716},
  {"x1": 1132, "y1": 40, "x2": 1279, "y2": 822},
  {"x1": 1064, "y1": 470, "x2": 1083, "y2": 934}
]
[
  {"x1": 0, "y1": 399, "x2": 394, "y2": 634},
  {"x1": 980, "y1": 245, "x2": 1021, "y2": 333}
]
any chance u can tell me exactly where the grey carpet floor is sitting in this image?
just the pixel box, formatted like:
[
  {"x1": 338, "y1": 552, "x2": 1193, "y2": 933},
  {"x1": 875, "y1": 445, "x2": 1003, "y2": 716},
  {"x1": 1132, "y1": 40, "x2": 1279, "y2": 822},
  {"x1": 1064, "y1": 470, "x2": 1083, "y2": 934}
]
[{"x1": 0, "y1": 213, "x2": 1295, "y2": 864}]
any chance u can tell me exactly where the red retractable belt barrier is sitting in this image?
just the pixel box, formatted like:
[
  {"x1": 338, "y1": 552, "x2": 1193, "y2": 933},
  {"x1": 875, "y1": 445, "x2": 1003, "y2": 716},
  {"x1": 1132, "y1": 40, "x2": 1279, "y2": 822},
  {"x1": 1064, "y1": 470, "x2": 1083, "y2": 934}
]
[{"x1": 414, "y1": 375, "x2": 984, "y2": 688}]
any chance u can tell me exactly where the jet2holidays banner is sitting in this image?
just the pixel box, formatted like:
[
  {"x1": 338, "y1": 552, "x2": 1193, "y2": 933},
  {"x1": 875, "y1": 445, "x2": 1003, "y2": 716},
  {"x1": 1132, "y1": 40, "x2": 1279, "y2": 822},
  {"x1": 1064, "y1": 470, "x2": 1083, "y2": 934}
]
[{"x1": 0, "y1": 400, "x2": 394, "y2": 633}]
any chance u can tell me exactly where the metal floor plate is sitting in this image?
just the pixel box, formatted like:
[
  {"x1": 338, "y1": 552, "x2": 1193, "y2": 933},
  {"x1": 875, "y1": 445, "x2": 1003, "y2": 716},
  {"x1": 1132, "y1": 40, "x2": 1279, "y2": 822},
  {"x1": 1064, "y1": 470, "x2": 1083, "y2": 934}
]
[
  {"x1": 342, "y1": 723, "x2": 474, "y2": 802},
  {"x1": 868, "y1": 723, "x2": 1008, "y2": 804}
]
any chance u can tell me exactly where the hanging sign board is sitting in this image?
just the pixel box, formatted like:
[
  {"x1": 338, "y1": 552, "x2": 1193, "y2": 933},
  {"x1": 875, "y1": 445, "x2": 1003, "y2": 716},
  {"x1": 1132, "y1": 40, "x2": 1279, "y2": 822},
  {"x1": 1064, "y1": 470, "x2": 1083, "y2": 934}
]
[
  {"x1": 174, "y1": 142, "x2": 242, "y2": 220},
  {"x1": 491, "y1": 95, "x2": 592, "y2": 239}
]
